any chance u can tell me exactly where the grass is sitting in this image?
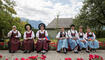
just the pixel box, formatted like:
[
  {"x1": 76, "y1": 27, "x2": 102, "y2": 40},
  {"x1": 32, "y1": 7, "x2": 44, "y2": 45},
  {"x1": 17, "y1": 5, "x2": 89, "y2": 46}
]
[{"x1": 97, "y1": 38, "x2": 105, "y2": 42}]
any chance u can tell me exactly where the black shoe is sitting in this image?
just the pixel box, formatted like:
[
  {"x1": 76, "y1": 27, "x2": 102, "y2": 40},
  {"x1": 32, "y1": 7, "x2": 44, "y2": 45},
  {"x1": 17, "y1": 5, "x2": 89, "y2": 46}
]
[
  {"x1": 64, "y1": 51, "x2": 67, "y2": 54},
  {"x1": 89, "y1": 48, "x2": 93, "y2": 52},
  {"x1": 11, "y1": 51, "x2": 15, "y2": 53},
  {"x1": 9, "y1": 50, "x2": 11, "y2": 53},
  {"x1": 24, "y1": 50, "x2": 27, "y2": 53},
  {"x1": 94, "y1": 49, "x2": 96, "y2": 52},
  {"x1": 57, "y1": 51, "x2": 60, "y2": 53},
  {"x1": 41, "y1": 50, "x2": 46, "y2": 54},
  {"x1": 86, "y1": 50, "x2": 90, "y2": 53},
  {"x1": 92, "y1": 49, "x2": 96, "y2": 52},
  {"x1": 63, "y1": 48, "x2": 67, "y2": 54},
  {"x1": 74, "y1": 51, "x2": 78, "y2": 53},
  {"x1": 28, "y1": 50, "x2": 31, "y2": 53},
  {"x1": 13, "y1": 51, "x2": 15, "y2": 53},
  {"x1": 78, "y1": 48, "x2": 82, "y2": 51},
  {"x1": 37, "y1": 51, "x2": 40, "y2": 53}
]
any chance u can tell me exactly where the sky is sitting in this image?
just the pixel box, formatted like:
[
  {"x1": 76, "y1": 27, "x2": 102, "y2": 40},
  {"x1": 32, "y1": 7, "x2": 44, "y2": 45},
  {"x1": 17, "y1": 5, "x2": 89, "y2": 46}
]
[{"x1": 14, "y1": 0, "x2": 83, "y2": 25}]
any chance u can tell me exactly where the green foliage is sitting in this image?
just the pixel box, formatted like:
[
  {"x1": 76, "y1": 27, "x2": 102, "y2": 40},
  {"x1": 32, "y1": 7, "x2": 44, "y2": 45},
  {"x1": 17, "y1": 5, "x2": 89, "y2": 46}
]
[
  {"x1": 97, "y1": 38, "x2": 105, "y2": 42},
  {"x1": 73, "y1": 0, "x2": 105, "y2": 38},
  {"x1": 0, "y1": 0, "x2": 29, "y2": 38}
]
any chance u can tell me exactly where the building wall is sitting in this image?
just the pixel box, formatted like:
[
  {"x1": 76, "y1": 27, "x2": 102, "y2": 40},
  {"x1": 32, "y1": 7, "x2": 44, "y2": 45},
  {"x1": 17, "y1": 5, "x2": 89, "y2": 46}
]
[{"x1": 47, "y1": 29, "x2": 69, "y2": 39}]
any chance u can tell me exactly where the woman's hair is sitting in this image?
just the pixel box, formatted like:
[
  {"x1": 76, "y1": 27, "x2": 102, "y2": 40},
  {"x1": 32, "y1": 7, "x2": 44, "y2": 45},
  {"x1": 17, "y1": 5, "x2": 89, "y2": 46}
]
[
  {"x1": 38, "y1": 23, "x2": 46, "y2": 30},
  {"x1": 87, "y1": 26, "x2": 90, "y2": 29},
  {"x1": 25, "y1": 24, "x2": 32, "y2": 30},
  {"x1": 12, "y1": 25, "x2": 16, "y2": 28},
  {"x1": 70, "y1": 24, "x2": 75, "y2": 28},
  {"x1": 79, "y1": 25, "x2": 83, "y2": 29}
]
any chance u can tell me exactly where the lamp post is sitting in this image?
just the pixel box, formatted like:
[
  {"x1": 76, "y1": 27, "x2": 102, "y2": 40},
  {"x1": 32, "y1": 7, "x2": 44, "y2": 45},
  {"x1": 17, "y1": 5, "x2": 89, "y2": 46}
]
[{"x1": 56, "y1": 13, "x2": 60, "y2": 33}]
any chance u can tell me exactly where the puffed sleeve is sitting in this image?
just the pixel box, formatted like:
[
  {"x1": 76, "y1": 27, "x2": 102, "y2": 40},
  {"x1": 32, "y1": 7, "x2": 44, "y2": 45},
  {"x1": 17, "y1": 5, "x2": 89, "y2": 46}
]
[
  {"x1": 16, "y1": 31, "x2": 21, "y2": 38},
  {"x1": 84, "y1": 33, "x2": 88, "y2": 40},
  {"x1": 36, "y1": 30, "x2": 39, "y2": 38},
  {"x1": 93, "y1": 32, "x2": 96, "y2": 39},
  {"x1": 75, "y1": 30, "x2": 79, "y2": 39},
  {"x1": 83, "y1": 33, "x2": 86, "y2": 40},
  {"x1": 7, "y1": 30, "x2": 12, "y2": 37},
  {"x1": 56, "y1": 32, "x2": 60, "y2": 39},
  {"x1": 45, "y1": 30, "x2": 48, "y2": 37},
  {"x1": 24, "y1": 32, "x2": 26, "y2": 39},
  {"x1": 68, "y1": 30, "x2": 72, "y2": 38},
  {"x1": 30, "y1": 31, "x2": 35, "y2": 39},
  {"x1": 66, "y1": 32, "x2": 68, "y2": 38}
]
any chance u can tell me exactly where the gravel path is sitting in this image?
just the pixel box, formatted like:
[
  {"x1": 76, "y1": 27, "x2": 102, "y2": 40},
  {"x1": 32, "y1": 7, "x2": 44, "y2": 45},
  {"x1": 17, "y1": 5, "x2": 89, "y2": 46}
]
[{"x1": 0, "y1": 50, "x2": 105, "y2": 60}]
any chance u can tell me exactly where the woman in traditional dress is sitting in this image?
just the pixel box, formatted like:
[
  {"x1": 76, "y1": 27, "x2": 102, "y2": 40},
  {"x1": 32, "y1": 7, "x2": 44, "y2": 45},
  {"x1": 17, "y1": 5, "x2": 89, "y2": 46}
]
[
  {"x1": 36, "y1": 23, "x2": 50, "y2": 54},
  {"x1": 56, "y1": 27, "x2": 68, "y2": 54},
  {"x1": 85, "y1": 27, "x2": 99, "y2": 52},
  {"x1": 23, "y1": 24, "x2": 35, "y2": 53},
  {"x1": 8, "y1": 25, "x2": 21, "y2": 53},
  {"x1": 68, "y1": 24, "x2": 79, "y2": 53},
  {"x1": 78, "y1": 26, "x2": 89, "y2": 53}
]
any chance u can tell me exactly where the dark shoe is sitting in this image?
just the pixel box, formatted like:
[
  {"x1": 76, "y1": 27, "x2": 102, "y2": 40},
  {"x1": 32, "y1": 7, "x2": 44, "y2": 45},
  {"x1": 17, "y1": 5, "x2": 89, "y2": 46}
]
[
  {"x1": 64, "y1": 51, "x2": 67, "y2": 54},
  {"x1": 74, "y1": 50, "x2": 78, "y2": 53},
  {"x1": 37, "y1": 51, "x2": 40, "y2": 53},
  {"x1": 94, "y1": 49, "x2": 96, "y2": 52},
  {"x1": 41, "y1": 50, "x2": 46, "y2": 54},
  {"x1": 13, "y1": 51, "x2": 15, "y2": 53},
  {"x1": 9, "y1": 50, "x2": 11, "y2": 53},
  {"x1": 57, "y1": 51, "x2": 60, "y2": 53},
  {"x1": 28, "y1": 50, "x2": 31, "y2": 53},
  {"x1": 24, "y1": 50, "x2": 27, "y2": 53},
  {"x1": 63, "y1": 48, "x2": 67, "y2": 54},
  {"x1": 11, "y1": 51, "x2": 15, "y2": 53},
  {"x1": 86, "y1": 50, "x2": 90, "y2": 53},
  {"x1": 90, "y1": 49, "x2": 96, "y2": 52},
  {"x1": 93, "y1": 49, "x2": 96, "y2": 52},
  {"x1": 89, "y1": 48, "x2": 92, "y2": 52},
  {"x1": 10, "y1": 50, "x2": 15, "y2": 53}
]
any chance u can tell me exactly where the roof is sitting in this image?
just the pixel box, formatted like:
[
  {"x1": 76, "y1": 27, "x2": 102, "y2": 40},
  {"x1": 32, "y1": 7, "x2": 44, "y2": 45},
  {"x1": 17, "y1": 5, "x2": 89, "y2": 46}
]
[{"x1": 46, "y1": 18, "x2": 73, "y2": 29}]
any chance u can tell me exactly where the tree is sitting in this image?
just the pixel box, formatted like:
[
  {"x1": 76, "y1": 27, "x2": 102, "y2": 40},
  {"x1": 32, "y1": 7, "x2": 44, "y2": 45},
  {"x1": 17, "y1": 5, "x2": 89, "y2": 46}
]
[
  {"x1": 0, "y1": 0, "x2": 28, "y2": 39},
  {"x1": 73, "y1": 0, "x2": 105, "y2": 38}
]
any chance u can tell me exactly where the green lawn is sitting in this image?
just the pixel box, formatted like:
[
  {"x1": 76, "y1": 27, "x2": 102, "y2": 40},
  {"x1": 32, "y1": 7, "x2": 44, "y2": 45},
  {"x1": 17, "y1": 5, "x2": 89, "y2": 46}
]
[{"x1": 97, "y1": 38, "x2": 105, "y2": 42}]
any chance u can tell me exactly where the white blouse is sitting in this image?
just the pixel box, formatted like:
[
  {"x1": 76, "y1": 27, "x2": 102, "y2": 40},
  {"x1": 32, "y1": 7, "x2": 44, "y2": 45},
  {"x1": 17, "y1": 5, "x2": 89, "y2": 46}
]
[
  {"x1": 84, "y1": 32, "x2": 96, "y2": 39},
  {"x1": 8, "y1": 30, "x2": 21, "y2": 38},
  {"x1": 78, "y1": 32, "x2": 85, "y2": 40},
  {"x1": 68, "y1": 29, "x2": 79, "y2": 39},
  {"x1": 24, "y1": 31, "x2": 35, "y2": 39},
  {"x1": 36, "y1": 30, "x2": 48, "y2": 39},
  {"x1": 56, "y1": 32, "x2": 68, "y2": 38}
]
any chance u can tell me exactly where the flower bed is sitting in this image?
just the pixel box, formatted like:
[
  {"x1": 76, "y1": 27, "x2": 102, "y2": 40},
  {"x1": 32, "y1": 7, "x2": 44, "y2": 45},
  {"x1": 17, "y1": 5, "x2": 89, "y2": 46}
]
[
  {"x1": 0, "y1": 42, "x2": 8, "y2": 50},
  {"x1": 99, "y1": 41, "x2": 105, "y2": 49},
  {"x1": 0, "y1": 40, "x2": 105, "y2": 50},
  {"x1": 65, "y1": 54, "x2": 103, "y2": 60},
  {"x1": 0, "y1": 54, "x2": 103, "y2": 60},
  {"x1": 49, "y1": 42, "x2": 57, "y2": 50},
  {"x1": 0, "y1": 54, "x2": 47, "y2": 60}
]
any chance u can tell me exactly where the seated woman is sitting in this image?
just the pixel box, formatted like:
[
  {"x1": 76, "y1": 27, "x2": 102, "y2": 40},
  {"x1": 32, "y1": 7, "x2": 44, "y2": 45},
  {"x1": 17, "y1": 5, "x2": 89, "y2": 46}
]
[
  {"x1": 56, "y1": 27, "x2": 68, "y2": 54},
  {"x1": 8, "y1": 25, "x2": 21, "y2": 53},
  {"x1": 23, "y1": 24, "x2": 35, "y2": 53},
  {"x1": 68, "y1": 24, "x2": 79, "y2": 53},
  {"x1": 85, "y1": 27, "x2": 99, "y2": 52},
  {"x1": 78, "y1": 26, "x2": 89, "y2": 53},
  {"x1": 36, "y1": 23, "x2": 50, "y2": 54}
]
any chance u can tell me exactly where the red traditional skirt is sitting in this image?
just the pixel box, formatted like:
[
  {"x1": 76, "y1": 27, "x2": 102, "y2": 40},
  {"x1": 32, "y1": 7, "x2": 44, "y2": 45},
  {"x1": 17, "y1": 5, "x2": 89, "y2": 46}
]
[
  {"x1": 23, "y1": 39, "x2": 34, "y2": 51},
  {"x1": 9, "y1": 38, "x2": 20, "y2": 51},
  {"x1": 36, "y1": 40, "x2": 49, "y2": 52}
]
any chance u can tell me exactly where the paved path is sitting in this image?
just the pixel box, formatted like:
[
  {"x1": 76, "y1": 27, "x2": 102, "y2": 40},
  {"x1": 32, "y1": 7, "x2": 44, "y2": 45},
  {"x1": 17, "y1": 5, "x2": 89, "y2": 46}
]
[{"x1": 0, "y1": 50, "x2": 105, "y2": 60}]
